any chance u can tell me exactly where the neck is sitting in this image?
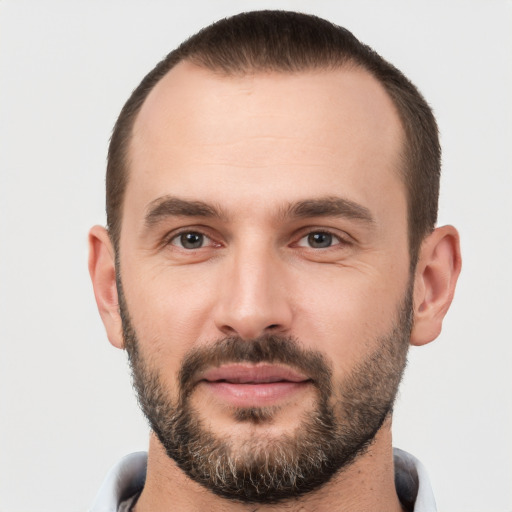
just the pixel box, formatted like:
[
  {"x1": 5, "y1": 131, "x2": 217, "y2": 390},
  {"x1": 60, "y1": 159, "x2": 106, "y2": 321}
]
[{"x1": 134, "y1": 417, "x2": 404, "y2": 512}]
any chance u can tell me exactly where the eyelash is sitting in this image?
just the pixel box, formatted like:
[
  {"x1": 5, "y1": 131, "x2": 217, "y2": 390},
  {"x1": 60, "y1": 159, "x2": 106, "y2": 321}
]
[
  {"x1": 295, "y1": 230, "x2": 349, "y2": 249},
  {"x1": 164, "y1": 228, "x2": 351, "y2": 251},
  {"x1": 165, "y1": 229, "x2": 218, "y2": 250}
]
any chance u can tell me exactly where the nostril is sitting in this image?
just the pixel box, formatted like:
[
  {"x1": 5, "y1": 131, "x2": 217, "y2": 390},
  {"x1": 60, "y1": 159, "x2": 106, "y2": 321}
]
[
  {"x1": 221, "y1": 325, "x2": 238, "y2": 335},
  {"x1": 267, "y1": 324, "x2": 279, "y2": 330}
]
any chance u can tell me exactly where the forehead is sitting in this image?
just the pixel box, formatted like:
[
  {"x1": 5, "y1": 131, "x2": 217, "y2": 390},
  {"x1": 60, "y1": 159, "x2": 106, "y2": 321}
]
[{"x1": 126, "y1": 61, "x2": 405, "y2": 223}]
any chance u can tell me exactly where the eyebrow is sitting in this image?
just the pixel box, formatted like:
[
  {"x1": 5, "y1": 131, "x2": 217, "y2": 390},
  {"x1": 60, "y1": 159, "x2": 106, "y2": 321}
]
[
  {"x1": 144, "y1": 195, "x2": 374, "y2": 227},
  {"x1": 284, "y1": 197, "x2": 375, "y2": 224},
  {"x1": 145, "y1": 196, "x2": 225, "y2": 227}
]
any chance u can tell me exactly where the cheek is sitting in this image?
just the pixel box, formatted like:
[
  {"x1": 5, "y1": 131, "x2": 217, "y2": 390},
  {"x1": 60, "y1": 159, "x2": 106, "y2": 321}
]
[
  {"x1": 120, "y1": 261, "x2": 220, "y2": 370},
  {"x1": 291, "y1": 266, "x2": 408, "y2": 372}
]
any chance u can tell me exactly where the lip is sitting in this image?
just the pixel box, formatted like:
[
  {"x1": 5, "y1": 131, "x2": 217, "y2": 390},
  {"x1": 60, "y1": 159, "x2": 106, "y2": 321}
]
[
  {"x1": 198, "y1": 363, "x2": 312, "y2": 407},
  {"x1": 201, "y1": 363, "x2": 309, "y2": 384}
]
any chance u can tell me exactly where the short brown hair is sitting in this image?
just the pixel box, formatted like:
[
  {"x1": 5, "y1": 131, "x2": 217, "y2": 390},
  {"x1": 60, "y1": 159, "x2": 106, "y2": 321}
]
[{"x1": 106, "y1": 10, "x2": 440, "y2": 264}]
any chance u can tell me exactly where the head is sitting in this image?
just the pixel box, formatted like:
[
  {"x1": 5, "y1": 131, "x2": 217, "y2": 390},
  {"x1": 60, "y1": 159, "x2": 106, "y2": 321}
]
[{"x1": 89, "y1": 10, "x2": 461, "y2": 505}]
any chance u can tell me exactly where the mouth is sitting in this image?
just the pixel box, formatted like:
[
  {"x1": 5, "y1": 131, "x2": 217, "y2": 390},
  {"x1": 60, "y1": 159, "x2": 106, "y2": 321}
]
[{"x1": 198, "y1": 363, "x2": 312, "y2": 407}]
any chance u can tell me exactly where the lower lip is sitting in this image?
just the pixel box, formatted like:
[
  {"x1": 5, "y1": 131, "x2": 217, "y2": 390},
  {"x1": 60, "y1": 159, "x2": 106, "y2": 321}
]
[{"x1": 201, "y1": 381, "x2": 310, "y2": 407}]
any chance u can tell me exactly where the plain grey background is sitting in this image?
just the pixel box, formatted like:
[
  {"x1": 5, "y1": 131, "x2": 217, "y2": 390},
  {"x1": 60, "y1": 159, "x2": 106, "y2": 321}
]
[{"x1": 1, "y1": 1, "x2": 511, "y2": 511}]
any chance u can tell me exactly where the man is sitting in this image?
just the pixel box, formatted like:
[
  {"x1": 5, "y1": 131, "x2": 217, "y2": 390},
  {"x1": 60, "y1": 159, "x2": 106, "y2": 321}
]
[{"x1": 88, "y1": 10, "x2": 461, "y2": 512}]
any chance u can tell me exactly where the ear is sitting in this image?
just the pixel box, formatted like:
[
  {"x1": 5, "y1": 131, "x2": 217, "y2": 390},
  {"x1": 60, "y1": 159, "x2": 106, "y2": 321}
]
[
  {"x1": 88, "y1": 225, "x2": 125, "y2": 349},
  {"x1": 410, "y1": 225, "x2": 462, "y2": 346}
]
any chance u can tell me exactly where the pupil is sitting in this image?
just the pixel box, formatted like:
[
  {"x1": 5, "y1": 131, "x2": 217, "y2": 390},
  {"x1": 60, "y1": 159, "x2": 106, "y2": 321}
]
[
  {"x1": 308, "y1": 232, "x2": 332, "y2": 248},
  {"x1": 181, "y1": 232, "x2": 203, "y2": 249}
]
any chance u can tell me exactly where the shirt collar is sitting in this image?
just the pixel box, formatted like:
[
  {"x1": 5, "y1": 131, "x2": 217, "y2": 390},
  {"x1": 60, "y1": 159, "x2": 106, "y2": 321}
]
[{"x1": 89, "y1": 449, "x2": 436, "y2": 512}]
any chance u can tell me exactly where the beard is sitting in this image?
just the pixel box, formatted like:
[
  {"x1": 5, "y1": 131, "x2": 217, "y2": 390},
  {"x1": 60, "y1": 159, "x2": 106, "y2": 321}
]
[{"x1": 118, "y1": 278, "x2": 413, "y2": 504}]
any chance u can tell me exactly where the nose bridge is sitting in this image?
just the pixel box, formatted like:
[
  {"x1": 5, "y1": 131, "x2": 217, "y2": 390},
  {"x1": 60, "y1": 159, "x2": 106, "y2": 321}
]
[{"x1": 214, "y1": 237, "x2": 292, "y2": 339}]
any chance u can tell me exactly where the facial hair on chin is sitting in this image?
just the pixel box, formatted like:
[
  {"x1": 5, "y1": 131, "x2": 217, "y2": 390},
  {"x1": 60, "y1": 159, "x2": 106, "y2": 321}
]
[{"x1": 117, "y1": 275, "x2": 413, "y2": 504}]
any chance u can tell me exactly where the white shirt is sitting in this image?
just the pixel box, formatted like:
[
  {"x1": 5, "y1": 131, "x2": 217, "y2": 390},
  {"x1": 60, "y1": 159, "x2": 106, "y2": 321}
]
[{"x1": 88, "y1": 448, "x2": 437, "y2": 511}]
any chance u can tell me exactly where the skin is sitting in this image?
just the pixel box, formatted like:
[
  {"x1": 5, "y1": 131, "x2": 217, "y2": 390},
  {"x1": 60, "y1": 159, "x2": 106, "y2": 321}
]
[{"x1": 89, "y1": 62, "x2": 461, "y2": 511}]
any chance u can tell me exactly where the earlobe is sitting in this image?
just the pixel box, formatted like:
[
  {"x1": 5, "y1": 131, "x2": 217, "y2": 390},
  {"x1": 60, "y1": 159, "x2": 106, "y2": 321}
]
[
  {"x1": 410, "y1": 225, "x2": 462, "y2": 346},
  {"x1": 88, "y1": 225, "x2": 125, "y2": 349}
]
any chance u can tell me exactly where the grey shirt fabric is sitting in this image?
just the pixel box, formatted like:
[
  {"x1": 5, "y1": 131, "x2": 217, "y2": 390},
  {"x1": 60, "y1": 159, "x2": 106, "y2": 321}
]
[
  {"x1": 89, "y1": 449, "x2": 437, "y2": 511},
  {"x1": 117, "y1": 492, "x2": 141, "y2": 512}
]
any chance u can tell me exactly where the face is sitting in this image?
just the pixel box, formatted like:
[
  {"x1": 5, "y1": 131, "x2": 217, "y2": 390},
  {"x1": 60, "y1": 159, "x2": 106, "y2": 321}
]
[{"x1": 118, "y1": 62, "x2": 412, "y2": 502}]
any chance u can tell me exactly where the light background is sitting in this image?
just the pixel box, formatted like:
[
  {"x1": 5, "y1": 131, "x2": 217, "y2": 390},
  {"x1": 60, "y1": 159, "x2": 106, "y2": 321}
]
[{"x1": 0, "y1": 1, "x2": 511, "y2": 511}]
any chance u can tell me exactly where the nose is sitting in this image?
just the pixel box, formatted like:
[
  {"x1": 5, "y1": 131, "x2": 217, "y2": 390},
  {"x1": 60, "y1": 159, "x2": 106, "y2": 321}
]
[{"x1": 213, "y1": 245, "x2": 293, "y2": 340}]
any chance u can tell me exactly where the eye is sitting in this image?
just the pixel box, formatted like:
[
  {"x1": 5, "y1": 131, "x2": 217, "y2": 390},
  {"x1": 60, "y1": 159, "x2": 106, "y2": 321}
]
[
  {"x1": 170, "y1": 231, "x2": 210, "y2": 249},
  {"x1": 296, "y1": 231, "x2": 342, "y2": 249}
]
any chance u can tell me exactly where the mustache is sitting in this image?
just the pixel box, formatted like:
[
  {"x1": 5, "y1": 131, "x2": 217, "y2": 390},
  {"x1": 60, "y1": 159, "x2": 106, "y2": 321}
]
[{"x1": 178, "y1": 334, "x2": 333, "y2": 400}]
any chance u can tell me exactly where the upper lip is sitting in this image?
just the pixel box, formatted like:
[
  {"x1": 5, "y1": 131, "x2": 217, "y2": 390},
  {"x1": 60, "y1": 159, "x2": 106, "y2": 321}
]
[{"x1": 200, "y1": 364, "x2": 310, "y2": 384}]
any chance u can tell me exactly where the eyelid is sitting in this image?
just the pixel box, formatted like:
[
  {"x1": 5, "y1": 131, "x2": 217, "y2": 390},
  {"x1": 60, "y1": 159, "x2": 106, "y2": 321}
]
[
  {"x1": 170, "y1": 232, "x2": 211, "y2": 248},
  {"x1": 160, "y1": 225, "x2": 353, "y2": 250},
  {"x1": 163, "y1": 226, "x2": 221, "y2": 249},
  {"x1": 293, "y1": 227, "x2": 353, "y2": 248}
]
